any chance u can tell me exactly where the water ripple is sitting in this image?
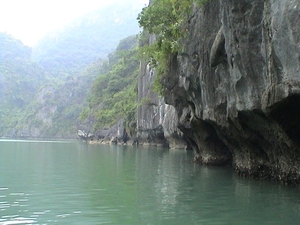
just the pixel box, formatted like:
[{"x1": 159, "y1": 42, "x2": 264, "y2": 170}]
[
  {"x1": 0, "y1": 217, "x2": 36, "y2": 225},
  {"x1": 0, "y1": 188, "x2": 8, "y2": 191}
]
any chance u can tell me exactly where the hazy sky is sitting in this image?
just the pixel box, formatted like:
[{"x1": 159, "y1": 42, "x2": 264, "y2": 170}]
[{"x1": 0, "y1": 0, "x2": 148, "y2": 46}]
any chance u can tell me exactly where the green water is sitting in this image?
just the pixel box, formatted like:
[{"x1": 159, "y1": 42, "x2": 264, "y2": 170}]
[{"x1": 0, "y1": 140, "x2": 299, "y2": 225}]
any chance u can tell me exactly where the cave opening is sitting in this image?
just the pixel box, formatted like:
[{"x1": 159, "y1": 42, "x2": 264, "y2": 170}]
[{"x1": 269, "y1": 94, "x2": 300, "y2": 147}]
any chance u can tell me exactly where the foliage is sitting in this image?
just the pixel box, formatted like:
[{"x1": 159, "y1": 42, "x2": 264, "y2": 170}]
[
  {"x1": 0, "y1": 33, "x2": 31, "y2": 61},
  {"x1": 0, "y1": 0, "x2": 146, "y2": 138},
  {"x1": 80, "y1": 36, "x2": 139, "y2": 131},
  {"x1": 137, "y1": 0, "x2": 207, "y2": 93},
  {"x1": 0, "y1": 33, "x2": 49, "y2": 136},
  {"x1": 0, "y1": 1, "x2": 143, "y2": 138},
  {"x1": 0, "y1": 31, "x2": 107, "y2": 138}
]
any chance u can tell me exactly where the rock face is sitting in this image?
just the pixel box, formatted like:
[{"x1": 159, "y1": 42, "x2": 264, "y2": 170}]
[
  {"x1": 78, "y1": 119, "x2": 129, "y2": 145},
  {"x1": 138, "y1": 0, "x2": 300, "y2": 184},
  {"x1": 137, "y1": 59, "x2": 187, "y2": 149}
]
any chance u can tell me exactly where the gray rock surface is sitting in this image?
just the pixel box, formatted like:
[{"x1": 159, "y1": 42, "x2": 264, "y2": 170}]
[
  {"x1": 137, "y1": 60, "x2": 186, "y2": 148},
  {"x1": 139, "y1": 0, "x2": 300, "y2": 184}
]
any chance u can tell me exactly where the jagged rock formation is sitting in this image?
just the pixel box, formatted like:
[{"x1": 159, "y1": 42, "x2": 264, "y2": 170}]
[
  {"x1": 137, "y1": 60, "x2": 187, "y2": 149},
  {"x1": 78, "y1": 119, "x2": 130, "y2": 145},
  {"x1": 138, "y1": 0, "x2": 300, "y2": 184}
]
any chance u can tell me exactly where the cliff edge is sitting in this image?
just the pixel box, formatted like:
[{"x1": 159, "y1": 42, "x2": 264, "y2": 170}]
[{"x1": 138, "y1": 0, "x2": 300, "y2": 184}]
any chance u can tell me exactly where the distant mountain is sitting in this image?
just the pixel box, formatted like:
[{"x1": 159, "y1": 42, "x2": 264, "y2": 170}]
[
  {"x1": 0, "y1": 33, "x2": 31, "y2": 62},
  {"x1": 31, "y1": 1, "x2": 144, "y2": 78},
  {"x1": 8, "y1": 36, "x2": 139, "y2": 139},
  {"x1": 14, "y1": 60, "x2": 104, "y2": 138},
  {"x1": 0, "y1": 33, "x2": 48, "y2": 136},
  {"x1": 0, "y1": 1, "x2": 146, "y2": 139}
]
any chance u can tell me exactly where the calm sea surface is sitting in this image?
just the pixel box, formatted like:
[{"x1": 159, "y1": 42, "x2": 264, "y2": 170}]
[{"x1": 0, "y1": 140, "x2": 299, "y2": 225}]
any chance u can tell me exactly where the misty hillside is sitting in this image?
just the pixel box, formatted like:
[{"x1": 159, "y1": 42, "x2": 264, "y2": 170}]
[
  {"x1": 0, "y1": 33, "x2": 31, "y2": 61},
  {"x1": 0, "y1": 1, "x2": 145, "y2": 138},
  {"x1": 31, "y1": 2, "x2": 144, "y2": 78},
  {"x1": 13, "y1": 59, "x2": 105, "y2": 138},
  {"x1": 1, "y1": 35, "x2": 139, "y2": 139},
  {"x1": 0, "y1": 33, "x2": 48, "y2": 135},
  {"x1": 0, "y1": 32, "x2": 47, "y2": 107}
]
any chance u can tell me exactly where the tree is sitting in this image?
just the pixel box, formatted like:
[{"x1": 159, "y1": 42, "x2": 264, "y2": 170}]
[
  {"x1": 80, "y1": 36, "x2": 140, "y2": 131},
  {"x1": 137, "y1": 0, "x2": 208, "y2": 93}
]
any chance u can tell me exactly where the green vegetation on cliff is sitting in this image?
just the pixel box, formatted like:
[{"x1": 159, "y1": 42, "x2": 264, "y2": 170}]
[
  {"x1": 0, "y1": 1, "x2": 144, "y2": 138},
  {"x1": 80, "y1": 36, "x2": 139, "y2": 131},
  {"x1": 0, "y1": 33, "x2": 139, "y2": 138},
  {"x1": 137, "y1": 0, "x2": 207, "y2": 93}
]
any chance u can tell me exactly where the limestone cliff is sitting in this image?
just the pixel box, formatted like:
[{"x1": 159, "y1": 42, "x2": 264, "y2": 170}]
[
  {"x1": 138, "y1": 0, "x2": 300, "y2": 184},
  {"x1": 137, "y1": 52, "x2": 187, "y2": 149}
]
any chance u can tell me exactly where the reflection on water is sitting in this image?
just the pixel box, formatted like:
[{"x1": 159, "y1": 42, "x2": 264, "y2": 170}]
[{"x1": 0, "y1": 140, "x2": 299, "y2": 225}]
